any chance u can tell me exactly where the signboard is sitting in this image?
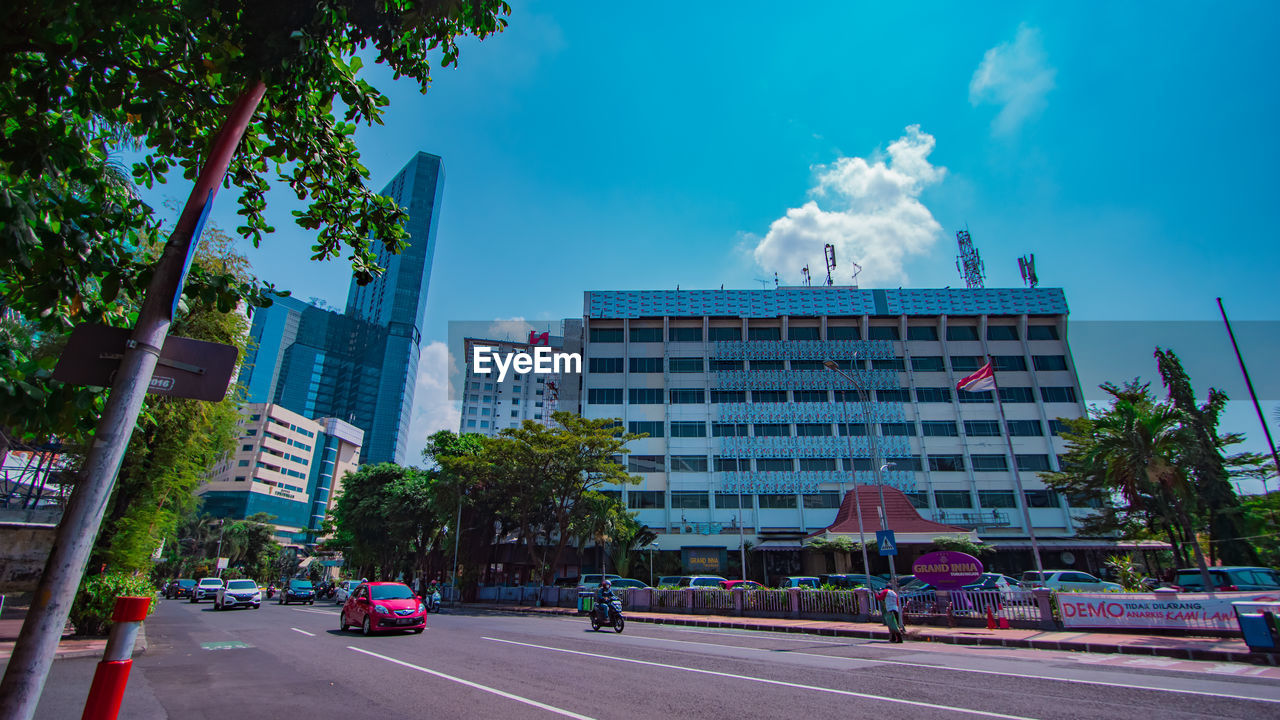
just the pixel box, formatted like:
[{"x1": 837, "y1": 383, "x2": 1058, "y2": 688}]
[
  {"x1": 1057, "y1": 591, "x2": 1280, "y2": 631},
  {"x1": 681, "y1": 547, "x2": 727, "y2": 574},
  {"x1": 876, "y1": 530, "x2": 898, "y2": 556},
  {"x1": 216, "y1": 557, "x2": 229, "y2": 570},
  {"x1": 911, "y1": 551, "x2": 983, "y2": 589},
  {"x1": 53, "y1": 323, "x2": 239, "y2": 402}
]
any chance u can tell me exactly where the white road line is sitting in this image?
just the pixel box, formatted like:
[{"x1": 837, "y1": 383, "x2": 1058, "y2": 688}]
[
  {"x1": 291, "y1": 608, "x2": 336, "y2": 616},
  {"x1": 291, "y1": 628, "x2": 315, "y2": 637},
  {"x1": 483, "y1": 637, "x2": 1036, "y2": 720},
  {"x1": 348, "y1": 647, "x2": 596, "y2": 719}
]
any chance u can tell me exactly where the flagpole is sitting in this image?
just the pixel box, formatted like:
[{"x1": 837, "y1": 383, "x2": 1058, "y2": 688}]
[{"x1": 987, "y1": 359, "x2": 1045, "y2": 577}]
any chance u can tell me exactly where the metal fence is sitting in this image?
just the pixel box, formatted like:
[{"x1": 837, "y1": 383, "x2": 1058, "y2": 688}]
[
  {"x1": 745, "y1": 589, "x2": 790, "y2": 614},
  {"x1": 901, "y1": 589, "x2": 1040, "y2": 623},
  {"x1": 798, "y1": 589, "x2": 862, "y2": 617}
]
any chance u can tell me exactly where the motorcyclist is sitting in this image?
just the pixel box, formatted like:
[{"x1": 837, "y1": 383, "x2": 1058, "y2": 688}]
[{"x1": 594, "y1": 580, "x2": 618, "y2": 622}]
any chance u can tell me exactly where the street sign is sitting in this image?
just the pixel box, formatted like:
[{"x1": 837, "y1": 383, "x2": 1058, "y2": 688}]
[
  {"x1": 53, "y1": 324, "x2": 239, "y2": 402},
  {"x1": 216, "y1": 557, "x2": 229, "y2": 570},
  {"x1": 876, "y1": 530, "x2": 898, "y2": 556}
]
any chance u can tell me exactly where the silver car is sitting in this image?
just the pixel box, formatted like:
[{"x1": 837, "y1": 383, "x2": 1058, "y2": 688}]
[{"x1": 216, "y1": 579, "x2": 261, "y2": 610}]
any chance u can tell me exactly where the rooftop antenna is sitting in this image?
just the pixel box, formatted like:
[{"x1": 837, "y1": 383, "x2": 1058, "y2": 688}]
[
  {"x1": 773, "y1": 272, "x2": 779, "y2": 289},
  {"x1": 801, "y1": 265, "x2": 811, "y2": 287},
  {"x1": 955, "y1": 229, "x2": 986, "y2": 289},
  {"x1": 850, "y1": 261, "x2": 862, "y2": 289},
  {"x1": 754, "y1": 277, "x2": 771, "y2": 289},
  {"x1": 823, "y1": 243, "x2": 836, "y2": 286},
  {"x1": 1018, "y1": 254, "x2": 1039, "y2": 288}
]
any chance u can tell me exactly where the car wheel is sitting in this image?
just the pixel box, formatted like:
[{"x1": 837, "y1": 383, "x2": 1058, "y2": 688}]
[
  {"x1": 189, "y1": 595, "x2": 197, "y2": 604},
  {"x1": 361, "y1": 616, "x2": 372, "y2": 636},
  {"x1": 338, "y1": 611, "x2": 347, "y2": 632},
  {"x1": 413, "y1": 627, "x2": 424, "y2": 634},
  {"x1": 309, "y1": 600, "x2": 314, "y2": 605}
]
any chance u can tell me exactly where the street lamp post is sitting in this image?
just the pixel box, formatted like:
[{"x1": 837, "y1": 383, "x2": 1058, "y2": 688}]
[
  {"x1": 825, "y1": 358, "x2": 898, "y2": 589},
  {"x1": 824, "y1": 360, "x2": 872, "y2": 586},
  {"x1": 213, "y1": 520, "x2": 226, "y2": 578}
]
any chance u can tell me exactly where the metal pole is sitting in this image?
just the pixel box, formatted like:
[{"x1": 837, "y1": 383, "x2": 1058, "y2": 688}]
[
  {"x1": 825, "y1": 360, "x2": 871, "y2": 584},
  {"x1": 991, "y1": 362, "x2": 1045, "y2": 577},
  {"x1": 847, "y1": 359, "x2": 898, "y2": 590},
  {"x1": 451, "y1": 493, "x2": 462, "y2": 605},
  {"x1": 0, "y1": 80, "x2": 266, "y2": 720},
  {"x1": 738, "y1": 503, "x2": 747, "y2": 581},
  {"x1": 214, "y1": 521, "x2": 225, "y2": 578},
  {"x1": 1216, "y1": 298, "x2": 1280, "y2": 499}
]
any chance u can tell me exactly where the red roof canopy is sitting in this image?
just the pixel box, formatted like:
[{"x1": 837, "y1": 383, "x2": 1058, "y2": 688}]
[{"x1": 811, "y1": 485, "x2": 973, "y2": 542}]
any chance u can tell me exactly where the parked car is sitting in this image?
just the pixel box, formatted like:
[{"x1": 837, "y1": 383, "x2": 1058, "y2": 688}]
[
  {"x1": 165, "y1": 579, "x2": 196, "y2": 599},
  {"x1": 578, "y1": 574, "x2": 622, "y2": 588},
  {"x1": 608, "y1": 578, "x2": 650, "y2": 589},
  {"x1": 1172, "y1": 566, "x2": 1280, "y2": 592},
  {"x1": 190, "y1": 577, "x2": 223, "y2": 603},
  {"x1": 1021, "y1": 570, "x2": 1122, "y2": 592},
  {"x1": 339, "y1": 581, "x2": 426, "y2": 635},
  {"x1": 780, "y1": 576, "x2": 821, "y2": 589},
  {"x1": 721, "y1": 580, "x2": 765, "y2": 590},
  {"x1": 279, "y1": 579, "x2": 317, "y2": 605},
  {"x1": 334, "y1": 579, "x2": 365, "y2": 604},
  {"x1": 657, "y1": 576, "x2": 684, "y2": 587},
  {"x1": 215, "y1": 579, "x2": 261, "y2": 610},
  {"x1": 818, "y1": 574, "x2": 889, "y2": 590},
  {"x1": 677, "y1": 575, "x2": 728, "y2": 588}
]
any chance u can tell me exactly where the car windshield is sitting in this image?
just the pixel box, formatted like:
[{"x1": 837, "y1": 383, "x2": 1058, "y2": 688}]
[
  {"x1": 178, "y1": 580, "x2": 196, "y2": 587},
  {"x1": 227, "y1": 580, "x2": 256, "y2": 590},
  {"x1": 370, "y1": 584, "x2": 414, "y2": 600},
  {"x1": 200, "y1": 579, "x2": 221, "y2": 586},
  {"x1": 290, "y1": 581, "x2": 312, "y2": 589}
]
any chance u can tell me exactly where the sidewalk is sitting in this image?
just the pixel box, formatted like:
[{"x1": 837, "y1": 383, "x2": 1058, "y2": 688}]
[
  {"x1": 482, "y1": 604, "x2": 1279, "y2": 665},
  {"x1": 0, "y1": 603, "x2": 148, "y2": 664}
]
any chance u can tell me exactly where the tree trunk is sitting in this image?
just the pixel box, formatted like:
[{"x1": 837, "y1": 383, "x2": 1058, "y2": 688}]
[{"x1": 1176, "y1": 505, "x2": 1214, "y2": 590}]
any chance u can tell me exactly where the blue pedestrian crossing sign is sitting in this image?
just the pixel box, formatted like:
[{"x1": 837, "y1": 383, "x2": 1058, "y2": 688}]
[{"x1": 876, "y1": 530, "x2": 898, "y2": 556}]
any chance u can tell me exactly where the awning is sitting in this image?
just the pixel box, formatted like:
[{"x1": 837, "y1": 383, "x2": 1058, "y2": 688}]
[
  {"x1": 752, "y1": 540, "x2": 803, "y2": 552},
  {"x1": 810, "y1": 530, "x2": 976, "y2": 545},
  {"x1": 987, "y1": 539, "x2": 1122, "y2": 550}
]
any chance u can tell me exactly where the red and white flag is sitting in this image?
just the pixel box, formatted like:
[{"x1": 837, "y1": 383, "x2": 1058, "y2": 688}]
[{"x1": 956, "y1": 361, "x2": 996, "y2": 392}]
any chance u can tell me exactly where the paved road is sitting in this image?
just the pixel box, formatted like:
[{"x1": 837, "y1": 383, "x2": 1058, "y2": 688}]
[{"x1": 26, "y1": 597, "x2": 1280, "y2": 719}]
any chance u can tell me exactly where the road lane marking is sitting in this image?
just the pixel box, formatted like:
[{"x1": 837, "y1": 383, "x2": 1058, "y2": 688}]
[
  {"x1": 583, "y1": 628, "x2": 1280, "y2": 704},
  {"x1": 291, "y1": 628, "x2": 315, "y2": 637},
  {"x1": 291, "y1": 608, "x2": 336, "y2": 616},
  {"x1": 348, "y1": 647, "x2": 595, "y2": 719},
  {"x1": 483, "y1": 637, "x2": 1036, "y2": 720}
]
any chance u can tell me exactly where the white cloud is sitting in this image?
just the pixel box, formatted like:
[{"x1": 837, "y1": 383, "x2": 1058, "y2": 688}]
[
  {"x1": 750, "y1": 125, "x2": 946, "y2": 287},
  {"x1": 484, "y1": 317, "x2": 538, "y2": 343},
  {"x1": 404, "y1": 340, "x2": 460, "y2": 467},
  {"x1": 970, "y1": 25, "x2": 1056, "y2": 135}
]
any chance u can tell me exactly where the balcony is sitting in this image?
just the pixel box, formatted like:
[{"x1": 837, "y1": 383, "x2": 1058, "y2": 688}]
[{"x1": 934, "y1": 509, "x2": 1012, "y2": 530}]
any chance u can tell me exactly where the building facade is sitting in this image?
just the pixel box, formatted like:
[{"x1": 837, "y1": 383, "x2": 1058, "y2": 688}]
[
  {"x1": 577, "y1": 287, "x2": 1095, "y2": 574},
  {"x1": 239, "y1": 152, "x2": 444, "y2": 465},
  {"x1": 200, "y1": 403, "x2": 363, "y2": 545},
  {"x1": 458, "y1": 324, "x2": 584, "y2": 437}
]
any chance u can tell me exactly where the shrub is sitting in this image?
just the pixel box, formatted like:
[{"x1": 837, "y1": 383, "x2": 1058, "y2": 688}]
[{"x1": 69, "y1": 572, "x2": 156, "y2": 636}]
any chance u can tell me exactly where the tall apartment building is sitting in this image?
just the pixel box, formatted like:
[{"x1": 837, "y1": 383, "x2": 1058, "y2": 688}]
[
  {"x1": 200, "y1": 403, "x2": 363, "y2": 544},
  {"x1": 577, "y1": 287, "x2": 1096, "y2": 574},
  {"x1": 240, "y1": 152, "x2": 444, "y2": 465},
  {"x1": 458, "y1": 324, "x2": 584, "y2": 437}
]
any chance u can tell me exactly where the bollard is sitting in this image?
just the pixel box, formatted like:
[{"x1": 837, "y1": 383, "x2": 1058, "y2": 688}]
[{"x1": 81, "y1": 596, "x2": 151, "y2": 720}]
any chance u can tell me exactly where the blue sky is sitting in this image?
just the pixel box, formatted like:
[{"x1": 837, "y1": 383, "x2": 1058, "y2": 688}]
[{"x1": 132, "y1": 2, "x2": 1280, "y2": 474}]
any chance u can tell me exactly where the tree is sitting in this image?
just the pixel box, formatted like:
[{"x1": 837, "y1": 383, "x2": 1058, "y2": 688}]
[
  {"x1": 1154, "y1": 348, "x2": 1260, "y2": 565},
  {"x1": 1, "y1": 0, "x2": 511, "y2": 446},
  {"x1": 606, "y1": 513, "x2": 658, "y2": 579},
  {"x1": 443, "y1": 413, "x2": 642, "y2": 585},
  {"x1": 90, "y1": 227, "x2": 252, "y2": 574},
  {"x1": 929, "y1": 535, "x2": 993, "y2": 557},
  {"x1": 326, "y1": 463, "x2": 437, "y2": 580}
]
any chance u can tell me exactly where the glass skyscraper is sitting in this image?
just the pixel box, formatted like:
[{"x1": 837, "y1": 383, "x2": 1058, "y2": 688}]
[{"x1": 239, "y1": 152, "x2": 444, "y2": 465}]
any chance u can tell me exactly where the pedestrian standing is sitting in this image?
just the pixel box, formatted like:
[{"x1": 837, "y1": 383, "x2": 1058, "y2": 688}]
[{"x1": 878, "y1": 587, "x2": 904, "y2": 643}]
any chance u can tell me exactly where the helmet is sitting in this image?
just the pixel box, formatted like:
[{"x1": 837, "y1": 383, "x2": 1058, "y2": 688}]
[{"x1": 601, "y1": 580, "x2": 611, "y2": 590}]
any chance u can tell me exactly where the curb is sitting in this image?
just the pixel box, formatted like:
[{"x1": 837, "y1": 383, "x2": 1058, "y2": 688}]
[{"x1": 474, "y1": 605, "x2": 1280, "y2": 666}]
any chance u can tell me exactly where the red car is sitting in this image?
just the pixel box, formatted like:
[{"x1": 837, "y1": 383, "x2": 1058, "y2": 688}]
[
  {"x1": 339, "y1": 582, "x2": 427, "y2": 635},
  {"x1": 720, "y1": 580, "x2": 764, "y2": 590}
]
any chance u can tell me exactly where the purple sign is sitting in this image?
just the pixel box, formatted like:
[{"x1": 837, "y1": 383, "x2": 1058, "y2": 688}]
[{"x1": 912, "y1": 551, "x2": 983, "y2": 589}]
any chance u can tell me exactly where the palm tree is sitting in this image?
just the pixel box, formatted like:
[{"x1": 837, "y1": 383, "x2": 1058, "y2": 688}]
[{"x1": 1086, "y1": 387, "x2": 1214, "y2": 589}]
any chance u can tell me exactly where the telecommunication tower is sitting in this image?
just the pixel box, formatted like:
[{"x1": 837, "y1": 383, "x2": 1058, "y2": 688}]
[
  {"x1": 823, "y1": 243, "x2": 837, "y2": 286},
  {"x1": 1018, "y1": 254, "x2": 1039, "y2": 288},
  {"x1": 955, "y1": 229, "x2": 986, "y2": 289},
  {"x1": 801, "y1": 265, "x2": 811, "y2": 286},
  {"x1": 850, "y1": 261, "x2": 862, "y2": 288}
]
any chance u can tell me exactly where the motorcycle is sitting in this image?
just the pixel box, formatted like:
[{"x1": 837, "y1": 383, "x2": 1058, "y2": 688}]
[
  {"x1": 266, "y1": 584, "x2": 276, "y2": 600},
  {"x1": 426, "y1": 589, "x2": 442, "y2": 613},
  {"x1": 590, "y1": 598, "x2": 624, "y2": 633}
]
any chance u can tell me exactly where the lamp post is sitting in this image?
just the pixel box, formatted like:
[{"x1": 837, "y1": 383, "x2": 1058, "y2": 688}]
[
  {"x1": 213, "y1": 520, "x2": 226, "y2": 579},
  {"x1": 824, "y1": 360, "x2": 872, "y2": 586},
  {"x1": 824, "y1": 358, "x2": 898, "y2": 589}
]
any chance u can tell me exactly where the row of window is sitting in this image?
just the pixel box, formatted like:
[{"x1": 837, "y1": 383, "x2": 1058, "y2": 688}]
[
  {"x1": 612, "y1": 489, "x2": 1063, "y2": 510},
  {"x1": 589, "y1": 325, "x2": 1059, "y2": 344},
  {"x1": 628, "y1": 419, "x2": 1066, "y2": 439},
  {"x1": 624, "y1": 453, "x2": 1054, "y2": 474},
  {"x1": 588, "y1": 386, "x2": 1078, "y2": 405},
  {"x1": 588, "y1": 355, "x2": 1069, "y2": 374}
]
